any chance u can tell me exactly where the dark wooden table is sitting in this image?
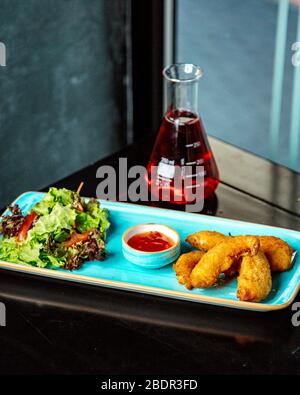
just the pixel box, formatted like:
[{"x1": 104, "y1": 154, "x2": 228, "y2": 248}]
[{"x1": 1, "y1": 135, "x2": 300, "y2": 375}]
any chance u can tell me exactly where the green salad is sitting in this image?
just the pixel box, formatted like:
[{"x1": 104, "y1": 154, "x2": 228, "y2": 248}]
[{"x1": 0, "y1": 187, "x2": 110, "y2": 270}]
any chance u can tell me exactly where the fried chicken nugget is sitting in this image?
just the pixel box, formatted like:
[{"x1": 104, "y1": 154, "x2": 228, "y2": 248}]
[
  {"x1": 237, "y1": 251, "x2": 272, "y2": 302},
  {"x1": 187, "y1": 231, "x2": 293, "y2": 273},
  {"x1": 190, "y1": 236, "x2": 259, "y2": 288},
  {"x1": 186, "y1": 230, "x2": 238, "y2": 277},
  {"x1": 258, "y1": 236, "x2": 293, "y2": 272},
  {"x1": 173, "y1": 251, "x2": 205, "y2": 290},
  {"x1": 186, "y1": 231, "x2": 227, "y2": 251}
]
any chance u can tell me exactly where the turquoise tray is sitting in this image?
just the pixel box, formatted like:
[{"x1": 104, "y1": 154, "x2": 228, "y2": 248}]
[{"x1": 1, "y1": 191, "x2": 300, "y2": 312}]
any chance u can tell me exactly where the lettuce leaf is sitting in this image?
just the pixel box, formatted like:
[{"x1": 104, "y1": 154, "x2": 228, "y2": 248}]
[
  {"x1": 53, "y1": 229, "x2": 70, "y2": 242},
  {"x1": 85, "y1": 199, "x2": 110, "y2": 237},
  {"x1": 0, "y1": 237, "x2": 45, "y2": 267},
  {"x1": 18, "y1": 240, "x2": 46, "y2": 267},
  {"x1": 28, "y1": 203, "x2": 76, "y2": 242},
  {"x1": 49, "y1": 187, "x2": 74, "y2": 206},
  {"x1": 32, "y1": 192, "x2": 55, "y2": 216},
  {"x1": 39, "y1": 252, "x2": 65, "y2": 268},
  {"x1": 76, "y1": 212, "x2": 99, "y2": 233},
  {"x1": 32, "y1": 187, "x2": 75, "y2": 216},
  {"x1": 46, "y1": 255, "x2": 65, "y2": 268},
  {"x1": 0, "y1": 238, "x2": 22, "y2": 263}
]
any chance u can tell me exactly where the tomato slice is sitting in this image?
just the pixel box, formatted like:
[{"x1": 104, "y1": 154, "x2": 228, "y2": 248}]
[
  {"x1": 64, "y1": 231, "x2": 90, "y2": 248},
  {"x1": 17, "y1": 212, "x2": 38, "y2": 242}
]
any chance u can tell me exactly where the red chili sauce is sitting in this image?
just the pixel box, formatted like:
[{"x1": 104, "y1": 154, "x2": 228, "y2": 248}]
[{"x1": 127, "y1": 231, "x2": 174, "y2": 252}]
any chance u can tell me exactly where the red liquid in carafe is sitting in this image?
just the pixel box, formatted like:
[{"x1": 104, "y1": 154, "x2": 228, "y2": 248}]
[{"x1": 147, "y1": 109, "x2": 219, "y2": 204}]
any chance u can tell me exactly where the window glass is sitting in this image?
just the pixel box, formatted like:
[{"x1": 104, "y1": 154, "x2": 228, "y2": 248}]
[{"x1": 177, "y1": 0, "x2": 300, "y2": 170}]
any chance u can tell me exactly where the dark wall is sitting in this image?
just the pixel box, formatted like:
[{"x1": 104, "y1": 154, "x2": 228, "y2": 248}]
[{"x1": 0, "y1": 0, "x2": 128, "y2": 207}]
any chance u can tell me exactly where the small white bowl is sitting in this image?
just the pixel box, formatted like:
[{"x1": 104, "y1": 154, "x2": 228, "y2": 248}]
[{"x1": 122, "y1": 224, "x2": 180, "y2": 269}]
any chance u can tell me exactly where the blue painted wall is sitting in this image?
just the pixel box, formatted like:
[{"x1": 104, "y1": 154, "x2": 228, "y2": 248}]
[{"x1": 0, "y1": 0, "x2": 128, "y2": 207}]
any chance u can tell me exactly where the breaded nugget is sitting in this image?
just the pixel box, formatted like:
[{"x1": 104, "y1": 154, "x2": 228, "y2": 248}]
[
  {"x1": 186, "y1": 231, "x2": 227, "y2": 251},
  {"x1": 190, "y1": 236, "x2": 259, "y2": 288},
  {"x1": 187, "y1": 230, "x2": 238, "y2": 277},
  {"x1": 237, "y1": 251, "x2": 272, "y2": 302},
  {"x1": 224, "y1": 260, "x2": 240, "y2": 277},
  {"x1": 187, "y1": 231, "x2": 293, "y2": 273},
  {"x1": 258, "y1": 236, "x2": 293, "y2": 272},
  {"x1": 173, "y1": 251, "x2": 205, "y2": 290}
]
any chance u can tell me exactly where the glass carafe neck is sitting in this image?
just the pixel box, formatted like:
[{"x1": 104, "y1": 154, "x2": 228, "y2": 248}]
[{"x1": 163, "y1": 63, "x2": 203, "y2": 117}]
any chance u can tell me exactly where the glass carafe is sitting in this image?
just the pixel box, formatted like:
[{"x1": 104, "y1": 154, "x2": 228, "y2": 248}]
[{"x1": 147, "y1": 63, "x2": 219, "y2": 205}]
